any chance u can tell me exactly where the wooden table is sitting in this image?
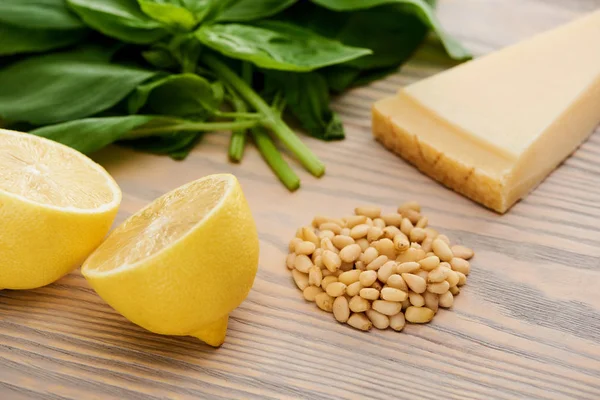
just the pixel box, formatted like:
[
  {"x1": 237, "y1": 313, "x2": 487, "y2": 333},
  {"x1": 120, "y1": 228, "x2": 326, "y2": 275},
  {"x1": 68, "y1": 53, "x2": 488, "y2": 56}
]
[{"x1": 2, "y1": 1, "x2": 599, "y2": 398}]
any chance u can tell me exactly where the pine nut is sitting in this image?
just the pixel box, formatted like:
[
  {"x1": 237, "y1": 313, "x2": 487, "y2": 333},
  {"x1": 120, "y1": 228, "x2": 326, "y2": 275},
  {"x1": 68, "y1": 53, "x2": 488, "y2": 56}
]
[
  {"x1": 372, "y1": 300, "x2": 402, "y2": 316},
  {"x1": 321, "y1": 276, "x2": 338, "y2": 291},
  {"x1": 321, "y1": 237, "x2": 338, "y2": 253},
  {"x1": 367, "y1": 227, "x2": 384, "y2": 242},
  {"x1": 423, "y1": 291, "x2": 439, "y2": 313},
  {"x1": 332, "y1": 235, "x2": 355, "y2": 250},
  {"x1": 383, "y1": 225, "x2": 402, "y2": 240},
  {"x1": 365, "y1": 218, "x2": 374, "y2": 227},
  {"x1": 313, "y1": 216, "x2": 343, "y2": 228},
  {"x1": 295, "y1": 241, "x2": 316, "y2": 255},
  {"x1": 401, "y1": 273, "x2": 426, "y2": 294},
  {"x1": 319, "y1": 230, "x2": 335, "y2": 240},
  {"x1": 381, "y1": 287, "x2": 408, "y2": 302},
  {"x1": 425, "y1": 227, "x2": 438, "y2": 238},
  {"x1": 322, "y1": 268, "x2": 333, "y2": 277},
  {"x1": 339, "y1": 244, "x2": 362, "y2": 263},
  {"x1": 314, "y1": 255, "x2": 324, "y2": 269},
  {"x1": 350, "y1": 224, "x2": 369, "y2": 239},
  {"x1": 315, "y1": 292, "x2": 334, "y2": 312},
  {"x1": 366, "y1": 309, "x2": 390, "y2": 330},
  {"x1": 333, "y1": 296, "x2": 350, "y2": 323},
  {"x1": 449, "y1": 286, "x2": 461, "y2": 296},
  {"x1": 408, "y1": 292, "x2": 425, "y2": 307},
  {"x1": 451, "y1": 245, "x2": 474, "y2": 260},
  {"x1": 286, "y1": 253, "x2": 296, "y2": 270},
  {"x1": 359, "y1": 270, "x2": 378, "y2": 287},
  {"x1": 341, "y1": 228, "x2": 351, "y2": 236},
  {"x1": 302, "y1": 227, "x2": 320, "y2": 246},
  {"x1": 322, "y1": 250, "x2": 342, "y2": 272},
  {"x1": 416, "y1": 270, "x2": 429, "y2": 280},
  {"x1": 326, "y1": 282, "x2": 347, "y2": 297},
  {"x1": 400, "y1": 218, "x2": 414, "y2": 236},
  {"x1": 439, "y1": 291, "x2": 454, "y2": 308},
  {"x1": 377, "y1": 261, "x2": 396, "y2": 283},
  {"x1": 456, "y1": 271, "x2": 467, "y2": 286},
  {"x1": 404, "y1": 209, "x2": 421, "y2": 224},
  {"x1": 338, "y1": 270, "x2": 361, "y2": 286},
  {"x1": 437, "y1": 234, "x2": 450, "y2": 245},
  {"x1": 292, "y1": 270, "x2": 309, "y2": 291},
  {"x1": 401, "y1": 299, "x2": 411, "y2": 310},
  {"x1": 308, "y1": 266, "x2": 323, "y2": 286},
  {"x1": 296, "y1": 227, "x2": 304, "y2": 239},
  {"x1": 432, "y1": 239, "x2": 453, "y2": 262},
  {"x1": 289, "y1": 237, "x2": 302, "y2": 253},
  {"x1": 405, "y1": 306, "x2": 434, "y2": 323},
  {"x1": 387, "y1": 274, "x2": 408, "y2": 292},
  {"x1": 428, "y1": 266, "x2": 450, "y2": 283},
  {"x1": 346, "y1": 281, "x2": 362, "y2": 297},
  {"x1": 303, "y1": 285, "x2": 323, "y2": 301},
  {"x1": 360, "y1": 247, "x2": 379, "y2": 265},
  {"x1": 359, "y1": 288, "x2": 380, "y2": 301},
  {"x1": 345, "y1": 215, "x2": 367, "y2": 228},
  {"x1": 393, "y1": 233, "x2": 410, "y2": 252},
  {"x1": 349, "y1": 295, "x2": 370, "y2": 312},
  {"x1": 416, "y1": 216, "x2": 428, "y2": 229},
  {"x1": 355, "y1": 206, "x2": 381, "y2": 219},
  {"x1": 374, "y1": 238, "x2": 395, "y2": 259},
  {"x1": 409, "y1": 228, "x2": 427, "y2": 243},
  {"x1": 446, "y1": 270, "x2": 459, "y2": 287},
  {"x1": 421, "y1": 237, "x2": 433, "y2": 253},
  {"x1": 398, "y1": 201, "x2": 421, "y2": 213},
  {"x1": 312, "y1": 247, "x2": 323, "y2": 261},
  {"x1": 395, "y1": 261, "x2": 420, "y2": 274},
  {"x1": 366, "y1": 255, "x2": 388, "y2": 271},
  {"x1": 320, "y1": 222, "x2": 342, "y2": 235},
  {"x1": 427, "y1": 281, "x2": 450, "y2": 294},
  {"x1": 450, "y1": 257, "x2": 471, "y2": 275},
  {"x1": 389, "y1": 312, "x2": 406, "y2": 331},
  {"x1": 294, "y1": 254, "x2": 313, "y2": 273},
  {"x1": 373, "y1": 218, "x2": 386, "y2": 229},
  {"x1": 347, "y1": 313, "x2": 372, "y2": 331},
  {"x1": 419, "y1": 255, "x2": 440, "y2": 271},
  {"x1": 355, "y1": 261, "x2": 366, "y2": 271},
  {"x1": 371, "y1": 280, "x2": 383, "y2": 291},
  {"x1": 396, "y1": 247, "x2": 426, "y2": 263},
  {"x1": 381, "y1": 214, "x2": 403, "y2": 227},
  {"x1": 356, "y1": 238, "x2": 370, "y2": 251}
]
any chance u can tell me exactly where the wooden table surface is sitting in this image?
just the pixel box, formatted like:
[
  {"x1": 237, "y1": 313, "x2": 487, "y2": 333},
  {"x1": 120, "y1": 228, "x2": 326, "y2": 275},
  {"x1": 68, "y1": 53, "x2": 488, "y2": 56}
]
[{"x1": 2, "y1": 1, "x2": 600, "y2": 399}]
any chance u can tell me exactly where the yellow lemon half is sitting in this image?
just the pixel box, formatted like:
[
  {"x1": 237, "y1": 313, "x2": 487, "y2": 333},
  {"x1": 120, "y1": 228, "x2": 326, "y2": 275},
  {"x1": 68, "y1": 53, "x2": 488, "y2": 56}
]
[
  {"x1": 81, "y1": 174, "x2": 259, "y2": 346},
  {"x1": 0, "y1": 129, "x2": 121, "y2": 289}
]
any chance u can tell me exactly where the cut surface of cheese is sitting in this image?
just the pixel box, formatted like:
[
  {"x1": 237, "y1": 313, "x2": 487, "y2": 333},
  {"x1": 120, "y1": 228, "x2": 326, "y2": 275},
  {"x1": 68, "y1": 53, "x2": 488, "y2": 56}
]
[{"x1": 373, "y1": 10, "x2": 600, "y2": 213}]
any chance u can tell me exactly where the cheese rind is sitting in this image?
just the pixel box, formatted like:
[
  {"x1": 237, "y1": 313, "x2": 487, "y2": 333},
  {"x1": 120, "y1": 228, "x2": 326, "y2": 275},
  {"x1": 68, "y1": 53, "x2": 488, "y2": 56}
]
[{"x1": 373, "y1": 10, "x2": 600, "y2": 213}]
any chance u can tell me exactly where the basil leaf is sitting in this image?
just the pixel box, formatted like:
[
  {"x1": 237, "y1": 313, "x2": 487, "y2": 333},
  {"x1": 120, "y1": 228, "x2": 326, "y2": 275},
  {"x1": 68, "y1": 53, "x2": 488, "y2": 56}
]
[
  {"x1": 264, "y1": 71, "x2": 344, "y2": 141},
  {"x1": 0, "y1": 23, "x2": 87, "y2": 56},
  {"x1": 214, "y1": 0, "x2": 297, "y2": 22},
  {"x1": 67, "y1": 0, "x2": 168, "y2": 44},
  {"x1": 310, "y1": 0, "x2": 470, "y2": 60},
  {"x1": 128, "y1": 73, "x2": 219, "y2": 118},
  {"x1": 137, "y1": 0, "x2": 208, "y2": 31},
  {"x1": 30, "y1": 115, "x2": 155, "y2": 153},
  {"x1": 0, "y1": 47, "x2": 157, "y2": 125},
  {"x1": 124, "y1": 131, "x2": 201, "y2": 158},
  {"x1": 196, "y1": 21, "x2": 371, "y2": 72},
  {"x1": 0, "y1": 0, "x2": 84, "y2": 30}
]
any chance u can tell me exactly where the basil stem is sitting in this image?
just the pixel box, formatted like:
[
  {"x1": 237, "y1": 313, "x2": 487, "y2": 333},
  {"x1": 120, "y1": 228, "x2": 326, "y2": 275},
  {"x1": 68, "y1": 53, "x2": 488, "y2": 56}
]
[
  {"x1": 251, "y1": 126, "x2": 300, "y2": 191},
  {"x1": 127, "y1": 119, "x2": 260, "y2": 138},
  {"x1": 228, "y1": 94, "x2": 249, "y2": 162}
]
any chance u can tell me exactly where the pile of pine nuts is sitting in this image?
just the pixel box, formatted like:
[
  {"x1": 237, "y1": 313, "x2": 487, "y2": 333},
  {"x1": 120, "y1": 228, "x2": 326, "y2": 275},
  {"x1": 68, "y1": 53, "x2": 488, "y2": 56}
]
[{"x1": 286, "y1": 202, "x2": 474, "y2": 332}]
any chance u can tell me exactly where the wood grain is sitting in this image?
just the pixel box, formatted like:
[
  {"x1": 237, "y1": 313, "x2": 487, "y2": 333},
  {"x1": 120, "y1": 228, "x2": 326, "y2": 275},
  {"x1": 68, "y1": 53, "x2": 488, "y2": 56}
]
[{"x1": 2, "y1": 1, "x2": 600, "y2": 398}]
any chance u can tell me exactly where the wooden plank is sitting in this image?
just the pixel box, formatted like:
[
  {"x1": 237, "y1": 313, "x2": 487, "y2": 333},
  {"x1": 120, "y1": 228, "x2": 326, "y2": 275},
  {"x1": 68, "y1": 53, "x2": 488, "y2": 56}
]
[{"x1": 1, "y1": 1, "x2": 599, "y2": 398}]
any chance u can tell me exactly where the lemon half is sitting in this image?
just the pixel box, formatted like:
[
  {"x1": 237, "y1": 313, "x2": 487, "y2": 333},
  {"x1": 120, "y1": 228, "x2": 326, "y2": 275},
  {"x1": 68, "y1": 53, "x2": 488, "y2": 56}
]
[
  {"x1": 81, "y1": 174, "x2": 259, "y2": 346},
  {"x1": 0, "y1": 129, "x2": 121, "y2": 289}
]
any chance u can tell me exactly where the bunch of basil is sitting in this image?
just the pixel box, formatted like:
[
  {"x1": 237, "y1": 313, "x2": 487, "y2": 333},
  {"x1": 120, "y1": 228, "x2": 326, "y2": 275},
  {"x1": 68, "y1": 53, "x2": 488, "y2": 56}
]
[{"x1": 0, "y1": 0, "x2": 469, "y2": 190}]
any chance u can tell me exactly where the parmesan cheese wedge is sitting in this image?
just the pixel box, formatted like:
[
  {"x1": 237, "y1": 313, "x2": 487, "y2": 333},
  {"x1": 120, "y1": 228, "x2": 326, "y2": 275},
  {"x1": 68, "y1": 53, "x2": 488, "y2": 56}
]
[{"x1": 373, "y1": 10, "x2": 600, "y2": 213}]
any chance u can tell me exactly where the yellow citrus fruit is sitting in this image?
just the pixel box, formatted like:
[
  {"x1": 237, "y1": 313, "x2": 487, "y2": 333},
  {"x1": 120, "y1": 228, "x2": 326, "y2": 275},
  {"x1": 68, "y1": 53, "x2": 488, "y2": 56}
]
[
  {"x1": 0, "y1": 129, "x2": 121, "y2": 289},
  {"x1": 81, "y1": 174, "x2": 259, "y2": 346}
]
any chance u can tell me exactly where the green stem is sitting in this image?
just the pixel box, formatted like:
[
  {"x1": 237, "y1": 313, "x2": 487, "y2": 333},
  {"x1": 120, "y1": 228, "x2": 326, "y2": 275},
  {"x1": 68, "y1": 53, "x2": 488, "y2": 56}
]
[
  {"x1": 251, "y1": 127, "x2": 300, "y2": 191},
  {"x1": 215, "y1": 110, "x2": 262, "y2": 119},
  {"x1": 228, "y1": 95, "x2": 249, "y2": 162},
  {"x1": 201, "y1": 53, "x2": 325, "y2": 177},
  {"x1": 127, "y1": 120, "x2": 260, "y2": 139}
]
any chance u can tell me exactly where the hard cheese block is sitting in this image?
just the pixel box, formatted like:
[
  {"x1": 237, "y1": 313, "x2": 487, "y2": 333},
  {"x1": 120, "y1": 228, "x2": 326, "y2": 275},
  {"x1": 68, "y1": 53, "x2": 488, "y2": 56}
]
[{"x1": 373, "y1": 10, "x2": 600, "y2": 213}]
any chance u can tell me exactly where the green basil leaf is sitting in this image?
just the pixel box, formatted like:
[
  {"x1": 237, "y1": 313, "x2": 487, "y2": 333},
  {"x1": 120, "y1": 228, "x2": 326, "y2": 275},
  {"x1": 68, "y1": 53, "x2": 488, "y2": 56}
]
[
  {"x1": 310, "y1": 0, "x2": 470, "y2": 60},
  {"x1": 128, "y1": 73, "x2": 219, "y2": 117},
  {"x1": 0, "y1": 0, "x2": 84, "y2": 30},
  {"x1": 264, "y1": 71, "x2": 344, "y2": 141},
  {"x1": 67, "y1": 0, "x2": 168, "y2": 44},
  {"x1": 214, "y1": 0, "x2": 297, "y2": 22},
  {"x1": 0, "y1": 23, "x2": 87, "y2": 56},
  {"x1": 124, "y1": 131, "x2": 201, "y2": 158},
  {"x1": 137, "y1": 0, "x2": 207, "y2": 31},
  {"x1": 196, "y1": 21, "x2": 371, "y2": 72},
  {"x1": 30, "y1": 115, "x2": 155, "y2": 154},
  {"x1": 142, "y1": 47, "x2": 179, "y2": 68},
  {"x1": 0, "y1": 47, "x2": 158, "y2": 125}
]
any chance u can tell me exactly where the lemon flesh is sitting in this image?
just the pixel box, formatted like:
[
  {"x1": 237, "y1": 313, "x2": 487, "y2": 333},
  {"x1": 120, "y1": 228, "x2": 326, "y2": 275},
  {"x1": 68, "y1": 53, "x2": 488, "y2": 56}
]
[
  {"x1": 82, "y1": 174, "x2": 259, "y2": 347},
  {"x1": 0, "y1": 129, "x2": 121, "y2": 289}
]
